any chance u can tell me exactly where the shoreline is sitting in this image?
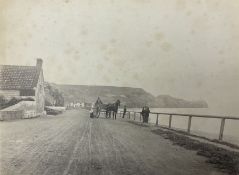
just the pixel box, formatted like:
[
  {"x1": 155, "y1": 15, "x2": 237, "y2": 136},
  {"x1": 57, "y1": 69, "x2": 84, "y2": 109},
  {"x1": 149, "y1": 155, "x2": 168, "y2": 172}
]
[
  {"x1": 127, "y1": 120, "x2": 239, "y2": 175},
  {"x1": 119, "y1": 108, "x2": 239, "y2": 146}
]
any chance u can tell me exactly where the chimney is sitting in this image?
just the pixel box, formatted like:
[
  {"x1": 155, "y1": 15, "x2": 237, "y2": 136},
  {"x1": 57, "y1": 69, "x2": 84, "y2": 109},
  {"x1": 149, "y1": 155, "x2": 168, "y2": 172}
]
[{"x1": 36, "y1": 58, "x2": 43, "y2": 69}]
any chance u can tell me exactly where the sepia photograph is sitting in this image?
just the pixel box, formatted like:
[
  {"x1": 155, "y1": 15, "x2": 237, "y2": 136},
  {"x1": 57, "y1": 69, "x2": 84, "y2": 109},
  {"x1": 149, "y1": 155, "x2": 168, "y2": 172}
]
[{"x1": 0, "y1": 0, "x2": 239, "y2": 175}]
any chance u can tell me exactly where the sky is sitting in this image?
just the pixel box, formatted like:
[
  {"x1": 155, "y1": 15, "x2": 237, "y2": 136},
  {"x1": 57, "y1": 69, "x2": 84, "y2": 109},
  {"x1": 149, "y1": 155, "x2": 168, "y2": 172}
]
[{"x1": 0, "y1": 0, "x2": 239, "y2": 112}]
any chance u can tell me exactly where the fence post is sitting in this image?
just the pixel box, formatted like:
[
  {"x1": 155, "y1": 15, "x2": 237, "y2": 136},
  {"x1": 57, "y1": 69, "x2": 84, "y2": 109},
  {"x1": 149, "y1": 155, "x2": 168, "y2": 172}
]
[
  {"x1": 219, "y1": 118, "x2": 226, "y2": 140},
  {"x1": 140, "y1": 113, "x2": 142, "y2": 122},
  {"x1": 129, "y1": 112, "x2": 131, "y2": 119},
  {"x1": 156, "y1": 114, "x2": 159, "y2": 126},
  {"x1": 187, "y1": 116, "x2": 192, "y2": 133},
  {"x1": 169, "y1": 114, "x2": 172, "y2": 128},
  {"x1": 134, "y1": 112, "x2": 136, "y2": 120}
]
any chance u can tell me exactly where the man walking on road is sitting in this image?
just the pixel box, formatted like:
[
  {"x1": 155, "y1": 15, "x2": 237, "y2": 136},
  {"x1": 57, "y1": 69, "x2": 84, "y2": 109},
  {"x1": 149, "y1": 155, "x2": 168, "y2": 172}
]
[{"x1": 123, "y1": 105, "x2": 127, "y2": 118}]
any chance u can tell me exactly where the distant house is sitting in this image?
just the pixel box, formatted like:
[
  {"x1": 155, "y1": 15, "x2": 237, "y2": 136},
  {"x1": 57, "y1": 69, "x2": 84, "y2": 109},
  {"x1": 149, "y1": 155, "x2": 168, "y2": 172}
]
[
  {"x1": 67, "y1": 102, "x2": 85, "y2": 108},
  {"x1": 0, "y1": 59, "x2": 45, "y2": 118}
]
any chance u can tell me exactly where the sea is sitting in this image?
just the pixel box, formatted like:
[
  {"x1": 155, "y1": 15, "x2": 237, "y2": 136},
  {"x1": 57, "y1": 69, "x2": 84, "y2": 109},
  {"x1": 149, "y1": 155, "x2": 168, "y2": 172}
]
[{"x1": 123, "y1": 107, "x2": 239, "y2": 146}]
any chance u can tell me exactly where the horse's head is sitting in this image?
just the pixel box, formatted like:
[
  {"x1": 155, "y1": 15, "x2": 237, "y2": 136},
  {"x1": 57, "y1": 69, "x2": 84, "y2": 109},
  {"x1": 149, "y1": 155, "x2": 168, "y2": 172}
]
[{"x1": 116, "y1": 99, "x2": 120, "y2": 106}]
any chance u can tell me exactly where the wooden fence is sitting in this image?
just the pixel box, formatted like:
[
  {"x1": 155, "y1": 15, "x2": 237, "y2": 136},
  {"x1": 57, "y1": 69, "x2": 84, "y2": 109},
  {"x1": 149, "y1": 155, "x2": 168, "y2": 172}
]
[{"x1": 107, "y1": 110, "x2": 239, "y2": 141}]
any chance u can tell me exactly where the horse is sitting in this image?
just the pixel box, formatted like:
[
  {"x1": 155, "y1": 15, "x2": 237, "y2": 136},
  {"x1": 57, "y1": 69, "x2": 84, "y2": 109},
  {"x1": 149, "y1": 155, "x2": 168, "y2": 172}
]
[
  {"x1": 95, "y1": 98, "x2": 120, "y2": 119},
  {"x1": 104, "y1": 100, "x2": 120, "y2": 119}
]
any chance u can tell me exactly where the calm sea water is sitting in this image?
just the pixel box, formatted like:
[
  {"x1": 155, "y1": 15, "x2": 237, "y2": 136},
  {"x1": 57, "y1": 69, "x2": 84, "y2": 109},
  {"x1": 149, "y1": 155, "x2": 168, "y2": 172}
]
[{"x1": 123, "y1": 108, "x2": 239, "y2": 146}]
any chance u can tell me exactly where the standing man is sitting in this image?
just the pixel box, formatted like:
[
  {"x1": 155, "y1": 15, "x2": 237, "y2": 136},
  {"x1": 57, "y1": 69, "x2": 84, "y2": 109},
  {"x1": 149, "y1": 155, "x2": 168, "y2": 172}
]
[
  {"x1": 141, "y1": 106, "x2": 150, "y2": 123},
  {"x1": 144, "y1": 106, "x2": 150, "y2": 123},
  {"x1": 141, "y1": 107, "x2": 145, "y2": 122},
  {"x1": 123, "y1": 105, "x2": 127, "y2": 118}
]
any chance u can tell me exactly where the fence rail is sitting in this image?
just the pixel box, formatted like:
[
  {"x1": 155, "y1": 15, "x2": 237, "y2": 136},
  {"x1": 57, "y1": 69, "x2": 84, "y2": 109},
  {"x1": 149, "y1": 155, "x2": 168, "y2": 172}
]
[{"x1": 102, "y1": 110, "x2": 239, "y2": 142}]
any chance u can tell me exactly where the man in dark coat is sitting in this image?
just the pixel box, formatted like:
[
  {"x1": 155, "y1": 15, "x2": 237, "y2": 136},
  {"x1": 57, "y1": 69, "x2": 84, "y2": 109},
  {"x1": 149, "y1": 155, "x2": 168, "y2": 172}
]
[
  {"x1": 141, "y1": 107, "x2": 146, "y2": 122},
  {"x1": 123, "y1": 105, "x2": 127, "y2": 118},
  {"x1": 141, "y1": 106, "x2": 150, "y2": 123}
]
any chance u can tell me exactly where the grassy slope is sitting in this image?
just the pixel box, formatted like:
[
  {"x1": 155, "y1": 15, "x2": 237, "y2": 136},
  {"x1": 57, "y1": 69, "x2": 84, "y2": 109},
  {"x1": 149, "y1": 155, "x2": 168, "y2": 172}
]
[{"x1": 51, "y1": 83, "x2": 208, "y2": 108}]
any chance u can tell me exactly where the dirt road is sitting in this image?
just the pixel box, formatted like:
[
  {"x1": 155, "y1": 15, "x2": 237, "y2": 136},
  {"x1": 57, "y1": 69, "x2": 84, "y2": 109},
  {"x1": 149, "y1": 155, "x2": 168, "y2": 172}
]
[{"x1": 0, "y1": 109, "x2": 226, "y2": 175}]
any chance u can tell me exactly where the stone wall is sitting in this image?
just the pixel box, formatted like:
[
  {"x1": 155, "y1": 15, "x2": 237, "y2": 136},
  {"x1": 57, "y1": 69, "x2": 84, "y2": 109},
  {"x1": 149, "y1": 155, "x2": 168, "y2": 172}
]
[
  {"x1": 0, "y1": 90, "x2": 20, "y2": 100},
  {"x1": 0, "y1": 101, "x2": 43, "y2": 120},
  {"x1": 0, "y1": 110, "x2": 24, "y2": 121}
]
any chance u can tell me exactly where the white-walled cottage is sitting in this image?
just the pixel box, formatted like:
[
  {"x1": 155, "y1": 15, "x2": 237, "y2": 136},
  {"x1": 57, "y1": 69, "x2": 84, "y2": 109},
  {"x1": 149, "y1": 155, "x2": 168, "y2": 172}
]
[{"x1": 0, "y1": 59, "x2": 45, "y2": 119}]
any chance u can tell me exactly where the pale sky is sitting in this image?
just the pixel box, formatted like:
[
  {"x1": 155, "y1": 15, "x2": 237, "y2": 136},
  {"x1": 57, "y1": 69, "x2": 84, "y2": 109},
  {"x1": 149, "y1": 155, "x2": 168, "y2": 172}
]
[{"x1": 0, "y1": 0, "x2": 239, "y2": 112}]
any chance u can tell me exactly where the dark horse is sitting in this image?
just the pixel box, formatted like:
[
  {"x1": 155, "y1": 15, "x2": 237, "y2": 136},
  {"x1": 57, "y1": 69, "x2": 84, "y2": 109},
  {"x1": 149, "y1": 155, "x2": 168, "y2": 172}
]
[
  {"x1": 105, "y1": 100, "x2": 120, "y2": 120},
  {"x1": 95, "y1": 97, "x2": 120, "y2": 120}
]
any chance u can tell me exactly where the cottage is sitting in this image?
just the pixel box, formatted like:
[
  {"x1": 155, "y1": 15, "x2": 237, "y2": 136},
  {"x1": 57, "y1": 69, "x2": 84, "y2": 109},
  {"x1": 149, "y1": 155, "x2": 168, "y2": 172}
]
[{"x1": 0, "y1": 59, "x2": 45, "y2": 119}]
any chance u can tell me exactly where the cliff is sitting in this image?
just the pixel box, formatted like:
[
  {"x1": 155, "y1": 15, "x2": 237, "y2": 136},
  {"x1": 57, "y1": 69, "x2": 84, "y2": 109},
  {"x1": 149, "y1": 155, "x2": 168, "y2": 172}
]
[
  {"x1": 155, "y1": 95, "x2": 208, "y2": 108},
  {"x1": 48, "y1": 83, "x2": 208, "y2": 108}
]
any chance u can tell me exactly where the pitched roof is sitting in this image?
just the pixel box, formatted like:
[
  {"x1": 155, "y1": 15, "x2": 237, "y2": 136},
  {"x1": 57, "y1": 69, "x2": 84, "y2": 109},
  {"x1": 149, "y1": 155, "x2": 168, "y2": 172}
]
[{"x1": 0, "y1": 65, "x2": 41, "y2": 90}]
